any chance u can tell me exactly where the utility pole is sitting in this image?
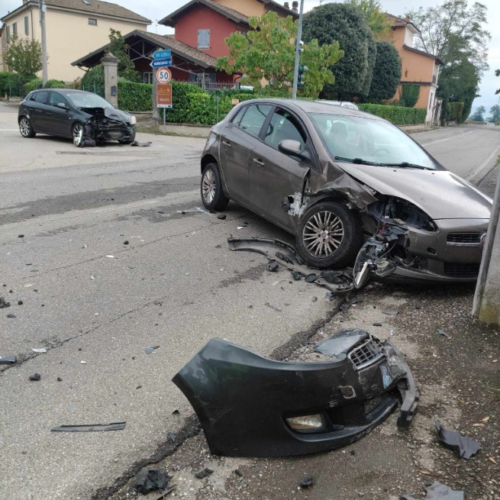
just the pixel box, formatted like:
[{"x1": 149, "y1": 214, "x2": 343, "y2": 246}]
[
  {"x1": 292, "y1": 0, "x2": 305, "y2": 100},
  {"x1": 38, "y1": 0, "x2": 48, "y2": 84}
]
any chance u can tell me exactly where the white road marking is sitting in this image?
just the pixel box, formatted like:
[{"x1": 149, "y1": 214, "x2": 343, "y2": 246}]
[
  {"x1": 0, "y1": 128, "x2": 19, "y2": 131},
  {"x1": 466, "y1": 143, "x2": 500, "y2": 182},
  {"x1": 422, "y1": 129, "x2": 476, "y2": 147}
]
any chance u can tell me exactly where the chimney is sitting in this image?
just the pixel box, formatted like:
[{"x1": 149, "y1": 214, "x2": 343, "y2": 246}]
[
  {"x1": 292, "y1": 1, "x2": 298, "y2": 12},
  {"x1": 284, "y1": 2, "x2": 290, "y2": 9}
]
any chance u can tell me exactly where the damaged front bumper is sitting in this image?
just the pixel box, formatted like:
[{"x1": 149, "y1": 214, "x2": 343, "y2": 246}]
[{"x1": 173, "y1": 330, "x2": 418, "y2": 457}]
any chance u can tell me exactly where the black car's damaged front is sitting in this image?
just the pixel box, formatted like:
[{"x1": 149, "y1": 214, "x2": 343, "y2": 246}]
[{"x1": 173, "y1": 330, "x2": 418, "y2": 458}]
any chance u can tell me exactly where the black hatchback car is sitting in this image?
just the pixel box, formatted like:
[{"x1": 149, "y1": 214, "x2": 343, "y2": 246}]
[{"x1": 18, "y1": 89, "x2": 136, "y2": 146}]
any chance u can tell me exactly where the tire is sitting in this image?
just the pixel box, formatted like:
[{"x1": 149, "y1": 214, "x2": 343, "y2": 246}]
[
  {"x1": 72, "y1": 122, "x2": 84, "y2": 147},
  {"x1": 296, "y1": 201, "x2": 363, "y2": 269},
  {"x1": 19, "y1": 117, "x2": 36, "y2": 138},
  {"x1": 201, "y1": 163, "x2": 229, "y2": 211}
]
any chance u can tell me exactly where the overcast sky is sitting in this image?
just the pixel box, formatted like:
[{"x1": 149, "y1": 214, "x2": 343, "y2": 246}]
[{"x1": 2, "y1": 0, "x2": 498, "y2": 113}]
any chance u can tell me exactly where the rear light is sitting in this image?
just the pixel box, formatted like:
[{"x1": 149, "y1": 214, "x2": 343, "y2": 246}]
[{"x1": 286, "y1": 414, "x2": 325, "y2": 432}]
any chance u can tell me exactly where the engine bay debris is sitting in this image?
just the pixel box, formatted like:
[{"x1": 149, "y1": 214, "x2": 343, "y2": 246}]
[{"x1": 173, "y1": 330, "x2": 418, "y2": 457}]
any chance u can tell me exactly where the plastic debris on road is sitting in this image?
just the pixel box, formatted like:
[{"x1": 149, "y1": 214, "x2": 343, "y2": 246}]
[
  {"x1": 402, "y1": 482, "x2": 464, "y2": 500},
  {"x1": 435, "y1": 421, "x2": 480, "y2": 459},
  {"x1": 51, "y1": 422, "x2": 126, "y2": 432}
]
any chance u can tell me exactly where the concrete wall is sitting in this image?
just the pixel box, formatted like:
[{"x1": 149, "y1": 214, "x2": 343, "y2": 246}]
[{"x1": 2, "y1": 5, "x2": 148, "y2": 81}]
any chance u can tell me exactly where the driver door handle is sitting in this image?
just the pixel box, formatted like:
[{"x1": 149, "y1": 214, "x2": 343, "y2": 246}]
[
  {"x1": 253, "y1": 158, "x2": 264, "y2": 166},
  {"x1": 222, "y1": 141, "x2": 231, "y2": 147}
]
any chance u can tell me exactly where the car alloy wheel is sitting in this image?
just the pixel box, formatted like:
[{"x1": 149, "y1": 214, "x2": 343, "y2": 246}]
[
  {"x1": 72, "y1": 123, "x2": 84, "y2": 147},
  {"x1": 19, "y1": 117, "x2": 34, "y2": 137},
  {"x1": 202, "y1": 169, "x2": 216, "y2": 205},
  {"x1": 303, "y1": 211, "x2": 345, "y2": 258}
]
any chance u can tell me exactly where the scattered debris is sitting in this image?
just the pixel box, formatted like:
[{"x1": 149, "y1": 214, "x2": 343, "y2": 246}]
[
  {"x1": 267, "y1": 260, "x2": 279, "y2": 272},
  {"x1": 172, "y1": 409, "x2": 180, "y2": 415},
  {"x1": 130, "y1": 140, "x2": 152, "y2": 147},
  {"x1": 402, "y1": 482, "x2": 464, "y2": 500},
  {"x1": 6, "y1": 313, "x2": 16, "y2": 319},
  {"x1": 57, "y1": 377, "x2": 62, "y2": 382},
  {"x1": 194, "y1": 468, "x2": 214, "y2": 479},
  {"x1": 133, "y1": 468, "x2": 171, "y2": 495},
  {"x1": 0, "y1": 355, "x2": 17, "y2": 365},
  {"x1": 123, "y1": 240, "x2": 129, "y2": 245},
  {"x1": 217, "y1": 214, "x2": 227, "y2": 220},
  {"x1": 80, "y1": 360, "x2": 87, "y2": 364},
  {"x1": 106, "y1": 255, "x2": 115, "y2": 259},
  {"x1": 237, "y1": 226, "x2": 245, "y2": 230},
  {"x1": 373, "y1": 323, "x2": 382, "y2": 327},
  {"x1": 292, "y1": 271, "x2": 302, "y2": 281},
  {"x1": 145, "y1": 346, "x2": 160, "y2": 355},
  {"x1": 436, "y1": 329, "x2": 452, "y2": 339},
  {"x1": 18, "y1": 234, "x2": 24, "y2": 238},
  {"x1": 17, "y1": 301, "x2": 23, "y2": 305},
  {"x1": 51, "y1": 422, "x2": 126, "y2": 432},
  {"x1": 168, "y1": 432, "x2": 177, "y2": 443},
  {"x1": 0, "y1": 297, "x2": 10, "y2": 309},
  {"x1": 305, "y1": 273, "x2": 317, "y2": 283},
  {"x1": 382, "y1": 310, "x2": 399, "y2": 316},
  {"x1": 234, "y1": 469, "x2": 243, "y2": 477},
  {"x1": 32, "y1": 348, "x2": 47, "y2": 353},
  {"x1": 29, "y1": 373, "x2": 41, "y2": 381},
  {"x1": 150, "y1": 486, "x2": 176, "y2": 500},
  {"x1": 435, "y1": 421, "x2": 480, "y2": 459},
  {"x1": 300, "y1": 474, "x2": 314, "y2": 489}
]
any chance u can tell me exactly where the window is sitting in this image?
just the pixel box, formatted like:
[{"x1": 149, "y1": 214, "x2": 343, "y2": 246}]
[
  {"x1": 197, "y1": 29, "x2": 210, "y2": 49},
  {"x1": 143, "y1": 72, "x2": 153, "y2": 84},
  {"x1": 34, "y1": 91, "x2": 49, "y2": 104},
  {"x1": 24, "y1": 16, "x2": 29, "y2": 35},
  {"x1": 12, "y1": 22, "x2": 17, "y2": 37},
  {"x1": 237, "y1": 104, "x2": 272, "y2": 138},
  {"x1": 49, "y1": 92, "x2": 68, "y2": 107},
  {"x1": 264, "y1": 108, "x2": 306, "y2": 151},
  {"x1": 6, "y1": 26, "x2": 10, "y2": 43},
  {"x1": 88, "y1": 18, "x2": 97, "y2": 26},
  {"x1": 231, "y1": 107, "x2": 247, "y2": 127}
]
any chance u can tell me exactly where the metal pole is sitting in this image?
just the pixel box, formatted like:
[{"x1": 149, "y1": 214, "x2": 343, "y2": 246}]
[
  {"x1": 216, "y1": 95, "x2": 219, "y2": 122},
  {"x1": 38, "y1": 0, "x2": 48, "y2": 84},
  {"x1": 292, "y1": 0, "x2": 305, "y2": 100},
  {"x1": 163, "y1": 108, "x2": 166, "y2": 134}
]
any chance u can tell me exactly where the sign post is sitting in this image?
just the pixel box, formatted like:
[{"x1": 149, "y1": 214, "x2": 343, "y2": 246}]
[{"x1": 150, "y1": 49, "x2": 172, "y2": 133}]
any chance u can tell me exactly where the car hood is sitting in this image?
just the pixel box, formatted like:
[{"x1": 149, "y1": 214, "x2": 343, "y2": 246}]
[
  {"x1": 80, "y1": 107, "x2": 132, "y2": 123},
  {"x1": 336, "y1": 163, "x2": 492, "y2": 219}
]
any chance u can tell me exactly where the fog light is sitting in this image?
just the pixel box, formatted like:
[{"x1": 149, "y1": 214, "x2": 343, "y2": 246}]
[
  {"x1": 286, "y1": 414, "x2": 324, "y2": 432},
  {"x1": 130, "y1": 115, "x2": 137, "y2": 125}
]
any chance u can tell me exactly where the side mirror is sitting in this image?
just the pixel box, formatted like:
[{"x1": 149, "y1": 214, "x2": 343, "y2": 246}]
[
  {"x1": 57, "y1": 102, "x2": 67, "y2": 109},
  {"x1": 278, "y1": 139, "x2": 303, "y2": 157}
]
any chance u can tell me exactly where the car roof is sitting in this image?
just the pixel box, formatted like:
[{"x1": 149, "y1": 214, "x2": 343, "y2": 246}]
[
  {"x1": 237, "y1": 98, "x2": 384, "y2": 121},
  {"x1": 32, "y1": 89, "x2": 91, "y2": 94}
]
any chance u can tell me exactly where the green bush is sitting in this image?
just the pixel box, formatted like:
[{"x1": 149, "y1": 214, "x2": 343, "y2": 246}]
[
  {"x1": 358, "y1": 103, "x2": 426, "y2": 125},
  {"x1": 44, "y1": 79, "x2": 66, "y2": 89},
  {"x1": 368, "y1": 41, "x2": 401, "y2": 101},
  {"x1": 448, "y1": 101, "x2": 464, "y2": 122},
  {"x1": 118, "y1": 80, "x2": 153, "y2": 111},
  {"x1": 24, "y1": 78, "x2": 43, "y2": 94},
  {"x1": 82, "y1": 65, "x2": 104, "y2": 95},
  {"x1": 0, "y1": 72, "x2": 26, "y2": 97},
  {"x1": 401, "y1": 84, "x2": 420, "y2": 107},
  {"x1": 495, "y1": 120, "x2": 500, "y2": 126}
]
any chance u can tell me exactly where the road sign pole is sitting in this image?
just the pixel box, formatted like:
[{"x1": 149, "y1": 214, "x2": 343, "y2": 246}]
[{"x1": 163, "y1": 108, "x2": 166, "y2": 134}]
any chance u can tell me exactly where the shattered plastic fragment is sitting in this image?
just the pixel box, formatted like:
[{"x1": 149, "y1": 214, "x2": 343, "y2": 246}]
[
  {"x1": 32, "y1": 348, "x2": 47, "y2": 353},
  {"x1": 133, "y1": 468, "x2": 171, "y2": 495},
  {"x1": 435, "y1": 421, "x2": 480, "y2": 458},
  {"x1": 51, "y1": 422, "x2": 126, "y2": 432},
  {"x1": 145, "y1": 346, "x2": 160, "y2": 355},
  {"x1": 0, "y1": 355, "x2": 17, "y2": 364},
  {"x1": 0, "y1": 297, "x2": 11, "y2": 309},
  {"x1": 217, "y1": 214, "x2": 227, "y2": 220},
  {"x1": 194, "y1": 468, "x2": 214, "y2": 479},
  {"x1": 168, "y1": 432, "x2": 177, "y2": 443},
  {"x1": 382, "y1": 310, "x2": 398, "y2": 316},
  {"x1": 305, "y1": 274, "x2": 317, "y2": 283},
  {"x1": 130, "y1": 140, "x2": 152, "y2": 147},
  {"x1": 436, "y1": 329, "x2": 452, "y2": 339},
  {"x1": 300, "y1": 474, "x2": 314, "y2": 489},
  {"x1": 29, "y1": 373, "x2": 41, "y2": 381},
  {"x1": 267, "y1": 260, "x2": 279, "y2": 272},
  {"x1": 402, "y1": 482, "x2": 464, "y2": 500}
]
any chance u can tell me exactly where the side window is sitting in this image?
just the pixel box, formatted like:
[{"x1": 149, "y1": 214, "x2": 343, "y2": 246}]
[
  {"x1": 34, "y1": 91, "x2": 49, "y2": 104},
  {"x1": 264, "y1": 108, "x2": 306, "y2": 151},
  {"x1": 237, "y1": 104, "x2": 272, "y2": 138},
  {"x1": 49, "y1": 92, "x2": 68, "y2": 107},
  {"x1": 231, "y1": 106, "x2": 247, "y2": 127}
]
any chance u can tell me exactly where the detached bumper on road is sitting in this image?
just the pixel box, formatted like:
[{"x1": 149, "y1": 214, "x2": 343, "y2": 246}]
[{"x1": 173, "y1": 331, "x2": 418, "y2": 457}]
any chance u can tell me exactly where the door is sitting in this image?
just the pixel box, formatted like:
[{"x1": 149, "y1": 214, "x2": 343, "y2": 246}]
[
  {"x1": 29, "y1": 90, "x2": 50, "y2": 132},
  {"x1": 219, "y1": 103, "x2": 273, "y2": 204},
  {"x1": 46, "y1": 92, "x2": 72, "y2": 137},
  {"x1": 249, "y1": 107, "x2": 311, "y2": 232}
]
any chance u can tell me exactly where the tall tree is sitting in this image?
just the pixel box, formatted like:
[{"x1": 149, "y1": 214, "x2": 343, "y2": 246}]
[
  {"x1": 302, "y1": 3, "x2": 376, "y2": 100},
  {"x1": 489, "y1": 104, "x2": 500, "y2": 123},
  {"x1": 496, "y1": 69, "x2": 499, "y2": 94},
  {"x1": 106, "y1": 29, "x2": 140, "y2": 82},
  {"x1": 345, "y1": 0, "x2": 391, "y2": 38},
  {"x1": 469, "y1": 105, "x2": 485, "y2": 121},
  {"x1": 368, "y1": 41, "x2": 401, "y2": 101},
  {"x1": 3, "y1": 36, "x2": 43, "y2": 79},
  {"x1": 216, "y1": 12, "x2": 343, "y2": 98}
]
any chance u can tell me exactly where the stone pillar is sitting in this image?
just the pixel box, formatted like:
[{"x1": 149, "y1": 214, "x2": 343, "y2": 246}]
[
  {"x1": 473, "y1": 172, "x2": 500, "y2": 325},
  {"x1": 102, "y1": 52, "x2": 119, "y2": 106}
]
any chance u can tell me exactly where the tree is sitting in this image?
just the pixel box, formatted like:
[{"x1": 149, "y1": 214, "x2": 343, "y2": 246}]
[
  {"x1": 345, "y1": 0, "x2": 391, "y2": 38},
  {"x1": 216, "y1": 12, "x2": 343, "y2": 98},
  {"x1": 3, "y1": 36, "x2": 43, "y2": 79},
  {"x1": 496, "y1": 69, "x2": 499, "y2": 94},
  {"x1": 106, "y1": 29, "x2": 140, "y2": 82},
  {"x1": 490, "y1": 105, "x2": 500, "y2": 123},
  {"x1": 302, "y1": 3, "x2": 376, "y2": 100},
  {"x1": 469, "y1": 105, "x2": 485, "y2": 121},
  {"x1": 368, "y1": 41, "x2": 401, "y2": 101}
]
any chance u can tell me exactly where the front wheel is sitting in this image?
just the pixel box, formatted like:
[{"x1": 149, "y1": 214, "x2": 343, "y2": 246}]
[
  {"x1": 72, "y1": 122, "x2": 84, "y2": 147},
  {"x1": 201, "y1": 163, "x2": 229, "y2": 211},
  {"x1": 296, "y1": 201, "x2": 363, "y2": 269},
  {"x1": 19, "y1": 117, "x2": 36, "y2": 138}
]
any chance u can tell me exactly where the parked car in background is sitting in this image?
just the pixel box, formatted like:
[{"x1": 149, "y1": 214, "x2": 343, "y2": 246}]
[
  {"x1": 18, "y1": 89, "x2": 136, "y2": 147},
  {"x1": 200, "y1": 99, "x2": 491, "y2": 283}
]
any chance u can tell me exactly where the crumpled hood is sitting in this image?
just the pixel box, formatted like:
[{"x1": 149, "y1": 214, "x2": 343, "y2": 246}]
[
  {"x1": 336, "y1": 163, "x2": 492, "y2": 220},
  {"x1": 80, "y1": 107, "x2": 132, "y2": 123}
]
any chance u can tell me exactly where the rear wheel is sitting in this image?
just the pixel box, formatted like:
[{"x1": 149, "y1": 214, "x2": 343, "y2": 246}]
[
  {"x1": 201, "y1": 163, "x2": 229, "y2": 211},
  {"x1": 19, "y1": 117, "x2": 36, "y2": 138},
  {"x1": 296, "y1": 201, "x2": 363, "y2": 269}
]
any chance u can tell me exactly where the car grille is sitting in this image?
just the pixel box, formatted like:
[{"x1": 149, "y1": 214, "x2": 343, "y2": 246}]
[
  {"x1": 444, "y1": 262, "x2": 480, "y2": 278},
  {"x1": 348, "y1": 337, "x2": 384, "y2": 370},
  {"x1": 447, "y1": 233, "x2": 481, "y2": 246}
]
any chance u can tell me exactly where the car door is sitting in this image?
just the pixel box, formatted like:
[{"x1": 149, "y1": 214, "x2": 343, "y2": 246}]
[
  {"x1": 249, "y1": 107, "x2": 312, "y2": 232},
  {"x1": 218, "y1": 103, "x2": 273, "y2": 204},
  {"x1": 46, "y1": 91, "x2": 73, "y2": 137},
  {"x1": 29, "y1": 90, "x2": 50, "y2": 132}
]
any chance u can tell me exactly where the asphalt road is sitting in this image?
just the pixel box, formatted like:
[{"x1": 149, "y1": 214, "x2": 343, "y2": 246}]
[{"x1": 0, "y1": 103, "x2": 498, "y2": 500}]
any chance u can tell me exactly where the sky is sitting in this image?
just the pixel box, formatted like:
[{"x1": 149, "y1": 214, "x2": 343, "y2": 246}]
[{"x1": 2, "y1": 0, "x2": 499, "y2": 114}]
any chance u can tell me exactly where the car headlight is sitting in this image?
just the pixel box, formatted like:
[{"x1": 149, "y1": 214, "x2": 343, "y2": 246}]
[
  {"x1": 286, "y1": 414, "x2": 325, "y2": 432},
  {"x1": 130, "y1": 115, "x2": 137, "y2": 125}
]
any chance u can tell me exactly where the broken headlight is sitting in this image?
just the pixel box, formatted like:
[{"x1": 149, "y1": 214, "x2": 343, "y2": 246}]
[
  {"x1": 385, "y1": 197, "x2": 437, "y2": 232},
  {"x1": 130, "y1": 115, "x2": 137, "y2": 125},
  {"x1": 286, "y1": 414, "x2": 325, "y2": 433}
]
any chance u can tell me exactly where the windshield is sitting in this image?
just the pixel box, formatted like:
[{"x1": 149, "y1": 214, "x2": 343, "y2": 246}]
[
  {"x1": 309, "y1": 113, "x2": 437, "y2": 170},
  {"x1": 65, "y1": 92, "x2": 113, "y2": 109}
]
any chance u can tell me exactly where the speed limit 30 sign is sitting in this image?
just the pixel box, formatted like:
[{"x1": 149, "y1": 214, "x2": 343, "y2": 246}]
[{"x1": 156, "y1": 68, "x2": 172, "y2": 84}]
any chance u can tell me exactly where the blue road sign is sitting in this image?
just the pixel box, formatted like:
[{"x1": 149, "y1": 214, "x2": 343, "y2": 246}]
[
  {"x1": 153, "y1": 49, "x2": 171, "y2": 60},
  {"x1": 150, "y1": 58, "x2": 172, "y2": 68}
]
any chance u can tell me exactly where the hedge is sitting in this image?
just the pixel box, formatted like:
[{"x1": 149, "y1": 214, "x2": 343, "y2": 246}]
[
  {"x1": 44, "y1": 79, "x2": 66, "y2": 89},
  {"x1": 358, "y1": 103, "x2": 426, "y2": 125},
  {"x1": 447, "y1": 101, "x2": 464, "y2": 123},
  {"x1": 0, "y1": 72, "x2": 26, "y2": 97},
  {"x1": 24, "y1": 78, "x2": 43, "y2": 94}
]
